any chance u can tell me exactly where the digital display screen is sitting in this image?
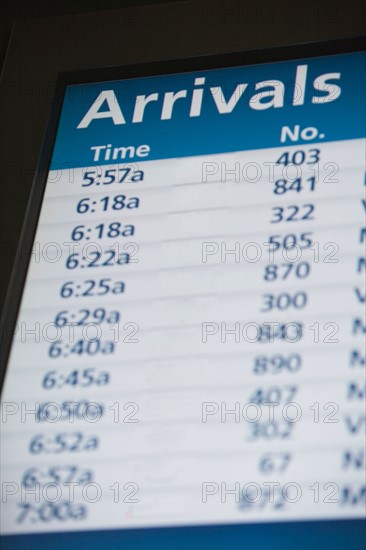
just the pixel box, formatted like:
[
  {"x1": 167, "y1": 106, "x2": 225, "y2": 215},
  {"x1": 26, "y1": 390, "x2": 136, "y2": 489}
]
[{"x1": 1, "y1": 41, "x2": 365, "y2": 549}]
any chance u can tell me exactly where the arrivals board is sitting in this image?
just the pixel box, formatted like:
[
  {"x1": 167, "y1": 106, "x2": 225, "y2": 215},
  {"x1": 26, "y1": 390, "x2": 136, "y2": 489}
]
[{"x1": 1, "y1": 39, "x2": 365, "y2": 549}]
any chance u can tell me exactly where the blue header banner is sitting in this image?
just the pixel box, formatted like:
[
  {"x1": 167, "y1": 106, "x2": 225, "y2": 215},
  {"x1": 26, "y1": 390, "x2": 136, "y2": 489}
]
[{"x1": 51, "y1": 51, "x2": 365, "y2": 168}]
